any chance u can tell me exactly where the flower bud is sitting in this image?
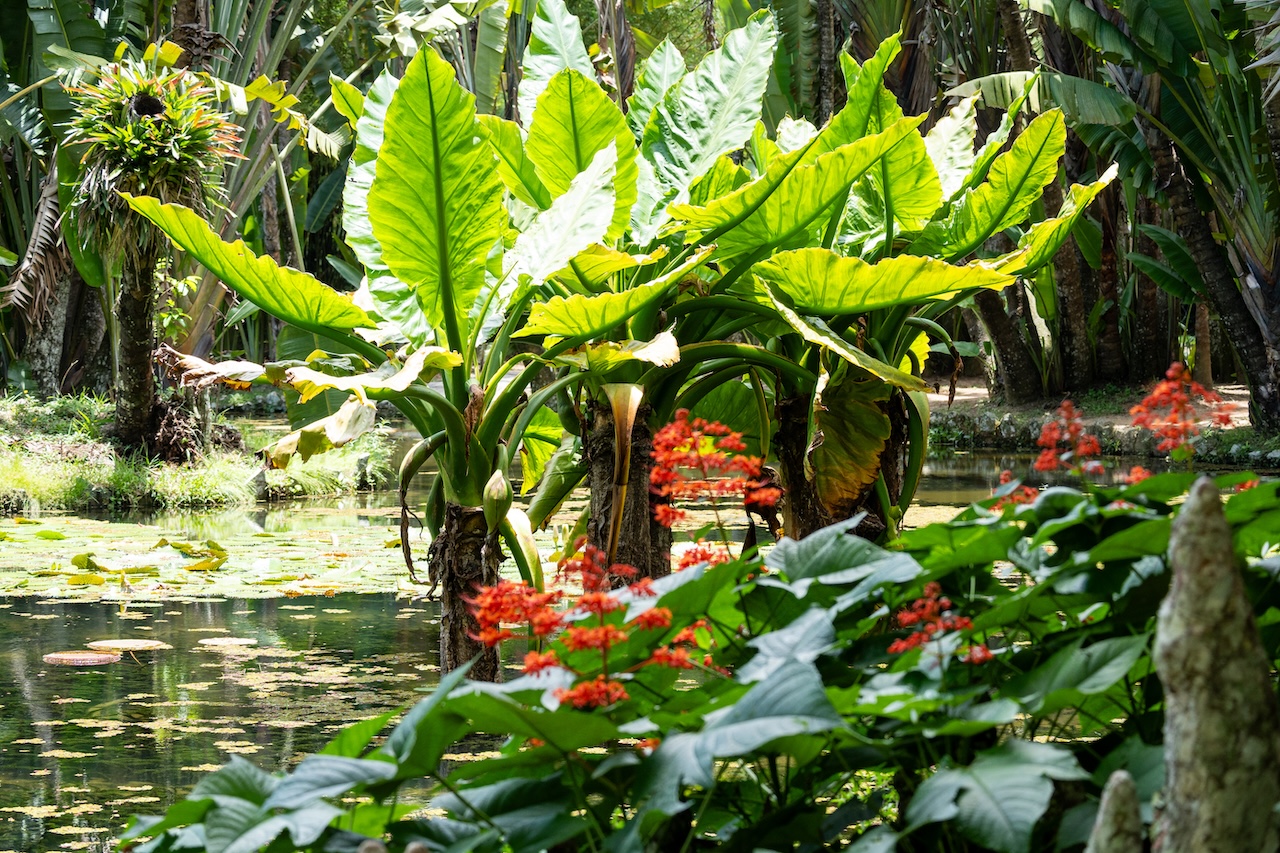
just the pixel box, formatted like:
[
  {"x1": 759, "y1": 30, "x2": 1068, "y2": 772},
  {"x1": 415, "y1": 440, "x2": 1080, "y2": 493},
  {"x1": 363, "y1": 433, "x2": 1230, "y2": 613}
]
[{"x1": 483, "y1": 469, "x2": 513, "y2": 534}]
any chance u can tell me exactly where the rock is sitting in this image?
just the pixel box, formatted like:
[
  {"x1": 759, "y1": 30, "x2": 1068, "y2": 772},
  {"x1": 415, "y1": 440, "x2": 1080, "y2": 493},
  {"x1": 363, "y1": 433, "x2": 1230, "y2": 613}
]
[
  {"x1": 246, "y1": 468, "x2": 268, "y2": 501},
  {"x1": 0, "y1": 489, "x2": 28, "y2": 515}
]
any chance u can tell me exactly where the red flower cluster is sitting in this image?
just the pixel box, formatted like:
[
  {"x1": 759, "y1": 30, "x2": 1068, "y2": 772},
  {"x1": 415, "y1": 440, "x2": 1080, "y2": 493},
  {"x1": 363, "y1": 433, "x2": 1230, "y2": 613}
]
[
  {"x1": 1124, "y1": 465, "x2": 1153, "y2": 485},
  {"x1": 1035, "y1": 401, "x2": 1103, "y2": 474},
  {"x1": 887, "y1": 582, "x2": 990, "y2": 664},
  {"x1": 558, "y1": 538, "x2": 637, "y2": 592},
  {"x1": 1130, "y1": 362, "x2": 1233, "y2": 460},
  {"x1": 469, "y1": 581, "x2": 564, "y2": 646},
  {"x1": 650, "y1": 410, "x2": 781, "y2": 527},
  {"x1": 556, "y1": 675, "x2": 630, "y2": 709},
  {"x1": 992, "y1": 469, "x2": 1038, "y2": 510},
  {"x1": 675, "y1": 542, "x2": 732, "y2": 571},
  {"x1": 467, "y1": 540, "x2": 722, "y2": 710}
]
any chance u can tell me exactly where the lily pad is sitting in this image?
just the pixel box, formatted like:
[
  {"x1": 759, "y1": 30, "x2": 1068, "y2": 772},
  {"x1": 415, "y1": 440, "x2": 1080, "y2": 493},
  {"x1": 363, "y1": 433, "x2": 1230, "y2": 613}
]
[
  {"x1": 197, "y1": 637, "x2": 259, "y2": 648},
  {"x1": 86, "y1": 639, "x2": 174, "y2": 652},
  {"x1": 43, "y1": 651, "x2": 123, "y2": 666}
]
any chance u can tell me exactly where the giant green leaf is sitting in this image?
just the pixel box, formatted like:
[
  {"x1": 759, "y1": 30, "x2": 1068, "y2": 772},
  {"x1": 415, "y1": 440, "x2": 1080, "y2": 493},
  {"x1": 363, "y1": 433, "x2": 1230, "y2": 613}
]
[
  {"x1": 807, "y1": 371, "x2": 892, "y2": 519},
  {"x1": 633, "y1": 11, "x2": 778, "y2": 238},
  {"x1": 262, "y1": 396, "x2": 379, "y2": 468},
  {"x1": 341, "y1": 72, "x2": 431, "y2": 345},
  {"x1": 506, "y1": 143, "x2": 617, "y2": 284},
  {"x1": 992, "y1": 164, "x2": 1117, "y2": 276},
  {"x1": 472, "y1": 0, "x2": 509, "y2": 116},
  {"x1": 674, "y1": 117, "x2": 923, "y2": 257},
  {"x1": 925, "y1": 95, "x2": 979, "y2": 201},
  {"x1": 517, "y1": 0, "x2": 595, "y2": 122},
  {"x1": 123, "y1": 195, "x2": 374, "y2": 332},
  {"x1": 765, "y1": 289, "x2": 928, "y2": 391},
  {"x1": 285, "y1": 346, "x2": 462, "y2": 403},
  {"x1": 515, "y1": 247, "x2": 712, "y2": 339},
  {"x1": 835, "y1": 49, "x2": 941, "y2": 231},
  {"x1": 911, "y1": 110, "x2": 1066, "y2": 260},
  {"x1": 949, "y1": 71, "x2": 1136, "y2": 127},
  {"x1": 369, "y1": 48, "x2": 506, "y2": 350},
  {"x1": 906, "y1": 741, "x2": 1088, "y2": 853},
  {"x1": 754, "y1": 249, "x2": 1013, "y2": 314},
  {"x1": 525, "y1": 70, "x2": 637, "y2": 240},
  {"x1": 479, "y1": 115, "x2": 552, "y2": 210},
  {"x1": 518, "y1": 407, "x2": 563, "y2": 496},
  {"x1": 625, "y1": 40, "x2": 685, "y2": 140}
]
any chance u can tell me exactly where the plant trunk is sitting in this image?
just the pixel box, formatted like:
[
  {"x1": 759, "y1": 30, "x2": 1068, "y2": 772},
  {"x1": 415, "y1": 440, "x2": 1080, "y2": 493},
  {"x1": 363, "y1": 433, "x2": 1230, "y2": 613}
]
[
  {"x1": 1193, "y1": 302, "x2": 1213, "y2": 389},
  {"x1": 973, "y1": 289, "x2": 1043, "y2": 403},
  {"x1": 584, "y1": 402, "x2": 672, "y2": 579},
  {"x1": 996, "y1": 0, "x2": 1034, "y2": 72},
  {"x1": 25, "y1": 267, "x2": 72, "y2": 398},
  {"x1": 815, "y1": 0, "x2": 838, "y2": 125},
  {"x1": 1153, "y1": 478, "x2": 1280, "y2": 852},
  {"x1": 431, "y1": 502, "x2": 501, "y2": 681},
  {"x1": 114, "y1": 246, "x2": 160, "y2": 450},
  {"x1": 1095, "y1": 197, "x2": 1126, "y2": 381},
  {"x1": 774, "y1": 395, "x2": 832, "y2": 540},
  {"x1": 1143, "y1": 122, "x2": 1280, "y2": 432},
  {"x1": 1132, "y1": 195, "x2": 1170, "y2": 380}
]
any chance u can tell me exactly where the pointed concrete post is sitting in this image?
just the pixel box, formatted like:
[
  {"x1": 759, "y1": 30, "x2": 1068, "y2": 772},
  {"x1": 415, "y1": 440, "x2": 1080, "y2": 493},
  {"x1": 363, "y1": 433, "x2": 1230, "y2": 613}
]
[
  {"x1": 1085, "y1": 770, "x2": 1143, "y2": 853},
  {"x1": 1153, "y1": 477, "x2": 1280, "y2": 853}
]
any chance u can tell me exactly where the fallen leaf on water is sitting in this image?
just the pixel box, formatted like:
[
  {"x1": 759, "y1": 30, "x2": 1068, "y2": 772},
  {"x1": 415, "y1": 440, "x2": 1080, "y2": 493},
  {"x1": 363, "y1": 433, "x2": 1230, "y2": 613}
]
[
  {"x1": 40, "y1": 749, "x2": 94, "y2": 759},
  {"x1": 35, "y1": 530, "x2": 67, "y2": 540}
]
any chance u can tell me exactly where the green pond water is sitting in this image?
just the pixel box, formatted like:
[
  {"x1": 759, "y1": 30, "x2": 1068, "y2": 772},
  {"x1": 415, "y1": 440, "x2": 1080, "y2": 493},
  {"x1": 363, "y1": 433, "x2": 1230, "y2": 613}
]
[{"x1": 0, "y1": 451, "x2": 1246, "y2": 851}]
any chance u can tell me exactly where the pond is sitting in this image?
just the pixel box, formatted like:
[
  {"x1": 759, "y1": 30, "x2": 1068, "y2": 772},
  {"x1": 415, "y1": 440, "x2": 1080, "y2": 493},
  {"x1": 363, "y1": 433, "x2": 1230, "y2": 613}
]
[{"x1": 0, "y1": 450, "x2": 1258, "y2": 851}]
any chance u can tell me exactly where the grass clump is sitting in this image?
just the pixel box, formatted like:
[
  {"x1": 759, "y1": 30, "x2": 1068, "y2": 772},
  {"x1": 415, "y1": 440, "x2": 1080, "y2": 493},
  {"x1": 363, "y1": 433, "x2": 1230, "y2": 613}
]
[{"x1": 0, "y1": 393, "x2": 397, "y2": 512}]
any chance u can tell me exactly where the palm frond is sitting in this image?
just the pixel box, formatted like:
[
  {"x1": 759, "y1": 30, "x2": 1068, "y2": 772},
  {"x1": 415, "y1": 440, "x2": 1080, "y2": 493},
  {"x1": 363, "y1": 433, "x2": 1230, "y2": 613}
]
[{"x1": 0, "y1": 170, "x2": 67, "y2": 331}]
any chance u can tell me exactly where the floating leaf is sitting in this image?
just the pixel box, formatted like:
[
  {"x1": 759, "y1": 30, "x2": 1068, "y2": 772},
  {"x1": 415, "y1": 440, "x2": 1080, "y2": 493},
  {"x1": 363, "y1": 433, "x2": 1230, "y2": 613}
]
[{"x1": 43, "y1": 651, "x2": 122, "y2": 666}]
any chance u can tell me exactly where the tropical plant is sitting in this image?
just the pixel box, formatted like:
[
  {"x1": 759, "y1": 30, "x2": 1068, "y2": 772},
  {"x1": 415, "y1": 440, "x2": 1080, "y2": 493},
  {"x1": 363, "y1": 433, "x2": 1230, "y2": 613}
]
[
  {"x1": 64, "y1": 56, "x2": 240, "y2": 449},
  {"x1": 956, "y1": 0, "x2": 1280, "y2": 433},
  {"x1": 120, "y1": 466, "x2": 1280, "y2": 852}
]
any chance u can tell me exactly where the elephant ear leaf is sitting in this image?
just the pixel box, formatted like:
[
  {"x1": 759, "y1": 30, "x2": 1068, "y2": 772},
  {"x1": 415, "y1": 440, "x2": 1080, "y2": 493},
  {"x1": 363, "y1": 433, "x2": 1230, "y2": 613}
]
[
  {"x1": 626, "y1": 40, "x2": 685, "y2": 140},
  {"x1": 633, "y1": 10, "x2": 778, "y2": 240},
  {"x1": 262, "y1": 396, "x2": 379, "y2": 469},
  {"x1": 992, "y1": 164, "x2": 1117, "y2": 277},
  {"x1": 515, "y1": 247, "x2": 712, "y2": 340},
  {"x1": 911, "y1": 110, "x2": 1066, "y2": 260},
  {"x1": 753, "y1": 249, "x2": 1012, "y2": 314},
  {"x1": 807, "y1": 370, "x2": 892, "y2": 519},
  {"x1": 284, "y1": 347, "x2": 463, "y2": 404},
  {"x1": 518, "y1": 0, "x2": 595, "y2": 123},
  {"x1": 507, "y1": 143, "x2": 619, "y2": 285},
  {"x1": 369, "y1": 47, "x2": 506, "y2": 352},
  {"x1": 122, "y1": 194, "x2": 374, "y2": 332},
  {"x1": 525, "y1": 71, "x2": 636, "y2": 241}
]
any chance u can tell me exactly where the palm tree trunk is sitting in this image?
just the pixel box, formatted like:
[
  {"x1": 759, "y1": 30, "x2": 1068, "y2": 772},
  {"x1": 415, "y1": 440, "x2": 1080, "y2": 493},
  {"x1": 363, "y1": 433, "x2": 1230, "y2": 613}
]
[
  {"x1": 973, "y1": 289, "x2": 1043, "y2": 403},
  {"x1": 1193, "y1": 302, "x2": 1213, "y2": 388},
  {"x1": 432, "y1": 502, "x2": 501, "y2": 680},
  {"x1": 1132, "y1": 195, "x2": 1170, "y2": 380},
  {"x1": 114, "y1": 244, "x2": 160, "y2": 450},
  {"x1": 1095, "y1": 193, "x2": 1126, "y2": 381},
  {"x1": 1143, "y1": 123, "x2": 1280, "y2": 432},
  {"x1": 815, "y1": 0, "x2": 838, "y2": 125}
]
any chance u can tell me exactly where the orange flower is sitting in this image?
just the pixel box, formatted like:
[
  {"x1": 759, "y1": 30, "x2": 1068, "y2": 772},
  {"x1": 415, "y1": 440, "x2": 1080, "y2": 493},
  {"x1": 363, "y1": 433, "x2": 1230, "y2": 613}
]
[
  {"x1": 522, "y1": 650, "x2": 561, "y2": 674},
  {"x1": 1124, "y1": 465, "x2": 1153, "y2": 485},
  {"x1": 630, "y1": 607, "x2": 673, "y2": 631},
  {"x1": 650, "y1": 409, "x2": 776, "y2": 527},
  {"x1": 646, "y1": 646, "x2": 694, "y2": 669},
  {"x1": 1035, "y1": 401, "x2": 1102, "y2": 474},
  {"x1": 676, "y1": 542, "x2": 731, "y2": 571},
  {"x1": 555, "y1": 676, "x2": 629, "y2": 708},
  {"x1": 1130, "y1": 362, "x2": 1233, "y2": 460},
  {"x1": 563, "y1": 624, "x2": 630, "y2": 652}
]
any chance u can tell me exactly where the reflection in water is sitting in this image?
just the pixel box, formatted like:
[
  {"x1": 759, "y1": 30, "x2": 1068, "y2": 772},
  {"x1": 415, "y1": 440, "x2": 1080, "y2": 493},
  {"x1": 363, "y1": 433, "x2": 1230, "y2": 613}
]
[{"x1": 0, "y1": 595, "x2": 454, "y2": 853}]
